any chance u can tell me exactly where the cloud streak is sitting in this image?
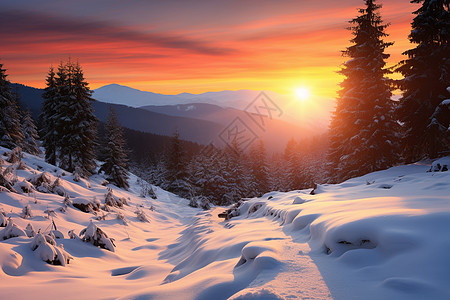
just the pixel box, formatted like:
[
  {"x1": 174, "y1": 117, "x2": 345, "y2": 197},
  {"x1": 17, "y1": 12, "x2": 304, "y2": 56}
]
[{"x1": 0, "y1": 10, "x2": 235, "y2": 56}]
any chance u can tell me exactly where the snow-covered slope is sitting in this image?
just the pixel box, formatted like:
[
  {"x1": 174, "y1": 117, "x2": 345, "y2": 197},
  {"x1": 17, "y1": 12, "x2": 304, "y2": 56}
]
[{"x1": 0, "y1": 147, "x2": 449, "y2": 299}]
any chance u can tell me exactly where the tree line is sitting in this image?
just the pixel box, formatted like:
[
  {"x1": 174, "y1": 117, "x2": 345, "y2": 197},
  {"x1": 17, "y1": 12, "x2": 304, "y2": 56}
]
[
  {"x1": 328, "y1": 0, "x2": 449, "y2": 182},
  {"x1": 0, "y1": 0, "x2": 448, "y2": 206}
]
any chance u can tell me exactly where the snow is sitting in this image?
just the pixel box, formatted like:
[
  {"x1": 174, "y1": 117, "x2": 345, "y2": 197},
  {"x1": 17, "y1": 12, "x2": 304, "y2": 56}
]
[{"x1": 0, "y1": 146, "x2": 449, "y2": 299}]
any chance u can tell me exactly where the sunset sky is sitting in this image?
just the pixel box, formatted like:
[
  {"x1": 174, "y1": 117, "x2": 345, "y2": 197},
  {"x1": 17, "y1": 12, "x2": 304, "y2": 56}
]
[{"x1": 0, "y1": 0, "x2": 416, "y2": 98}]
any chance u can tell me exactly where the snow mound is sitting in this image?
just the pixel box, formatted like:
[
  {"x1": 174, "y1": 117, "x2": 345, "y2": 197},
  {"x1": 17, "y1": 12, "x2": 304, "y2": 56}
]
[{"x1": 0, "y1": 220, "x2": 26, "y2": 240}]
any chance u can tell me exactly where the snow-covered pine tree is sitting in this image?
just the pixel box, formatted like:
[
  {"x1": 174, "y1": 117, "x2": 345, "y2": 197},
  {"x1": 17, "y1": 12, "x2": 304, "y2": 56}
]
[
  {"x1": 46, "y1": 60, "x2": 97, "y2": 177},
  {"x1": 428, "y1": 87, "x2": 450, "y2": 148},
  {"x1": 164, "y1": 130, "x2": 192, "y2": 197},
  {"x1": 61, "y1": 61, "x2": 97, "y2": 177},
  {"x1": 99, "y1": 107, "x2": 129, "y2": 190},
  {"x1": 396, "y1": 0, "x2": 450, "y2": 161},
  {"x1": 328, "y1": 0, "x2": 398, "y2": 182},
  {"x1": 165, "y1": 130, "x2": 187, "y2": 181},
  {"x1": 0, "y1": 63, "x2": 24, "y2": 148},
  {"x1": 221, "y1": 140, "x2": 248, "y2": 205},
  {"x1": 249, "y1": 140, "x2": 269, "y2": 197},
  {"x1": 21, "y1": 109, "x2": 40, "y2": 155},
  {"x1": 41, "y1": 66, "x2": 59, "y2": 165},
  {"x1": 268, "y1": 153, "x2": 288, "y2": 192},
  {"x1": 284, "y1": 139, "x2": 310, "y2": 190},
  {"x1": 188, "y1": 144, "x2": 227, "y2": 204}
]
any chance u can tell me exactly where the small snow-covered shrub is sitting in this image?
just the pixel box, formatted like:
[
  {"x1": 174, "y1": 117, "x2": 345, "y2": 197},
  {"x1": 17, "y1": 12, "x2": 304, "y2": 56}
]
[
  {"x1": 51, "y1": 178, "x2": 66, "y2": 196},
  {"x1": 0, "y1": 212, "x2": 8, "y2": 227},
  {"x1": 138, "y1": 179, "x2": 157, "y2": 199},
  {"x1": 63, "y1": 195, "x2": 72, "y2": 208},
  {"x1": 29, "y1": 171, "x2": 53, "y2": 193},
  {"x1": 73, "y1": 168, "x2": 81, "y2": 182},
  {"x1": 30, "y1": 233, "x2": 72, "y2": 266},
  {"x1": 429, "y1": 157, "x2": 450, "y2": 172},
  {"x1": 104, "y1": 188, "x2": 127, "y2": 208},
  {"x1": 79, "y1": 221, "x2": 115, "y2": 252},
  {"x1": 72, "y1": 197, "x2": 100, "y2": 213},
  {"x1": 17, "y1": 160, "x2": 27, "y2": 170},
  {"x1": 0, "y1": 220, "x2": 26, "y2": 240},
  {"x1": 22, "y1": 204, "x2": 33, "y2": 219},
  {"x1": 25, "y1": 223, "x2": 36, "y2": 237},
  {"x1": 0, "y1": 172, "x2": 16, "y2": 193},
  {"x1": 7, "y1": 147, "x2": 23, "y2": 164},
  {"x1": 68, "y1": 230, "x2": 79, "y2": 240},
  {"x1": 14, "y1": 180, "x2": 35, "y2": 194},
  {"x1": 30, "y1": 232, "x2": 56, "y2": 250},
  {"x1": 218, "y1": 200, "x2": 245, "y2": 220},
  {"x1": 189, "y1": 195, "x2": 211, "y2": 210},
  {"x1": 135, "y1": 207, "x2": 150, "y2": 222}
]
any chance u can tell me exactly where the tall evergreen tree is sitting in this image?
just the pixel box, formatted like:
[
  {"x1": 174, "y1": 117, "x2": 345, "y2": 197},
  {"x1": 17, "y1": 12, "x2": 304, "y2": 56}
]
[
  {"x1": 41, "y1": 66, "x2": 58, "y2": 165},
  {"x1": 0, "y1": 63, "x2": 24, "y2": 148},
  {"x1": 100, "y1": 107, "x2": 129, "y2": 190},
  {"x1": 164, "y1": 130, "x2": 192, "y2": 197},
  {"x1": 165, "y1": 130, "x2": 187, "y2": 182},
  {"x1": 284, "y1": 139, "x2": 310, "y2": 190},
  {"x1": 396, "y1": 0, "x2": 450, "y2": 160},
  {"x1": 188, "y1": 144, "x2": 227, "y2": 204},
  {"x1": 41, "y1": 60, "x2": 97, "y2": 177},
  {"x1": 68, "y1": 62, "x2": 97, "y2": 177},
  {"x1": 222, "y1": 140, "x2": 249, "y2": 204},
  {"x1": 328, "y1": 0, "x2": 398, "y2": 182},
  {"x1": 249, "y1": 140, "x2": 269, "y2": 196},
  {"x1": 21, "y1": 109, "x2": 40, "y2": 155}
]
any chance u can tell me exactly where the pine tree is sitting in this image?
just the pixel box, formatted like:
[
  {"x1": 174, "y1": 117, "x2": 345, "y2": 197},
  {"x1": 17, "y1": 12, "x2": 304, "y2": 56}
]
[
  {"x1": 284, "y1": 139, "x2": 310, "y2": 190},
  {"x1": 21, "y1": 109, "x2": 40, "y2": 155},
  {"x1": 41, "y1": 60, "x2": 97, "y2": 177},
  {"x1": 164, "y1": 130, "x2": 191, "y2": 197},
  {"x1": 100, "y1": 107, "x2": 129, "y2": 190},
  {"x1": 165, "y1": 130, "x2": 187, "y2": 182},
  {"x1": 41, "y1": 66, "x2": 58, "y2": 165},
  {"x1": 396, "y1": 0, "x2": 450, "y2": 160},
  {"x1": 188, "y1": 144, "x2": 227, "y2": 204},
  {"x1": 0, "y1": 63, "x2": 24, "y2": 148},
  {"x1": 69, "y1": 62, "x2": 97, "y2": 177},
  {"x1": 222, "y1": 140, "x2": 248, "y2": 205},
  {"x1": 328, "y1": 0, "x2": 398, "y2": 182},
  {"x1": 428, "y1": 87, "x2": 450, "y2": 145},
  {"x1": 249, "y1": 140, "x2": 269, "y2": 196}
]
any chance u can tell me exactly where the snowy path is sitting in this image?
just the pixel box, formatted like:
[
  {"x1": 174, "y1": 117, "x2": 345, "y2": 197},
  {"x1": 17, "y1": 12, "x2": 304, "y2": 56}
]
[{"x1": 1, "y1": 149, "x2": 449, "y2": 299}]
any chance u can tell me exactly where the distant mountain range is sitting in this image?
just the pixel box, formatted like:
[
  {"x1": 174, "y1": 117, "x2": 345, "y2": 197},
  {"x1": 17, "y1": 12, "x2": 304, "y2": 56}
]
[
  {"x1": 14, "y1": 83, "x2": 329, "y2": 153},
  {"x1": 92, "y1": 84, "x2": 266, "y2": 110},
  {"x1": 13, "y1": 84, "x2": 221, "y2": 144},
  {"x1": 93, "y1": 83, "x2": 333, "y2": 136}
]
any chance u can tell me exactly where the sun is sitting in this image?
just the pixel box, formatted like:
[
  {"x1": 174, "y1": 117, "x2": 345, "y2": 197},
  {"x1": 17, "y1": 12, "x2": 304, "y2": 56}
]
[{"x1": 295, "y1": 87, "x2": 310, "y2": 101}]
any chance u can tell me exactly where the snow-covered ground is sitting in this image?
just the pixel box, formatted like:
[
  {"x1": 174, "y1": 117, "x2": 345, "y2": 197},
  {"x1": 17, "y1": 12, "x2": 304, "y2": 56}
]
[{"x1": 0, "y1": 147, "x2": 449, "y2": 299}]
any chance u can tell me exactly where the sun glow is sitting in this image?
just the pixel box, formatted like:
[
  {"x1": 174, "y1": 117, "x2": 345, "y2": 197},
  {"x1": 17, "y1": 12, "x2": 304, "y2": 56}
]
[{"x1": 295, "y1": 87, "x2": 310, "y2": 101}]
